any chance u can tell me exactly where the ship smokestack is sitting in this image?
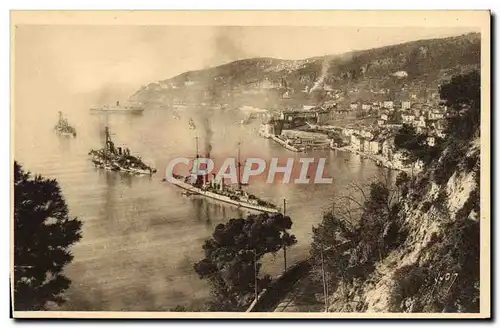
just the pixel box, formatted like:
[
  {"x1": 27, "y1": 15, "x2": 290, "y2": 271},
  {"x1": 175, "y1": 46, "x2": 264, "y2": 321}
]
[{"x1": 204, "y1": 152, "x2": 211, "y2": 184}]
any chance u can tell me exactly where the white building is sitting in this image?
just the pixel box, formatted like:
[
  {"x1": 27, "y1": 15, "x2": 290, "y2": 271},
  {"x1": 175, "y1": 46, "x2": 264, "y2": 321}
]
[
  {"x1": 360, "y1": 129, "x2": 374, "y2": 139},
  {"x1": 402, "y1": 114, "x2": 415, "y2": 123},
  {"x1": 343, "y1": 127, "x2": 359, "y2": 137},
  {"x1": 382, "y1": 139, "x2": 392, "y2": 157},
  {"x1": 392, "y1": 152, "x2": 406, "y2": 168},
  {"x1": 350, "y1": 134, "x2": 364, "y2": 152},
  {"x1": 417, "y1": 116, "x2": 426, "y2": 126},
  {"x1": 392, "y1": 70, "x2": 408, "y2": 78},
  {"x1": 402, "y1": 101, "x2": 411, "y2": 110},
  {"x1": 364, "y1": 139, "x2": 380, "y2": 154},
  {"x1": 429, "y1": 111, "x2": 445, "y2": 120},
  {"x1": 350, "y1": 103, "x2": 359, "y2": 110},
  {"x1": 383, "y1": 101, "x2": 394, "y2": 109},
  {"x1": 258, "y1": 124, "x2": 275, "y2": 138}
]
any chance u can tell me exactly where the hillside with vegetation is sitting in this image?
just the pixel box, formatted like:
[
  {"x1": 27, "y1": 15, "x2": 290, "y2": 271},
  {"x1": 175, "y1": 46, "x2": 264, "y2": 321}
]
[
  {"x1": 305, "y1": 70, "x2": 482, "y2": 313},
  {"x1": 132, "y1": 32, "x2": 480, "y2": 110}
]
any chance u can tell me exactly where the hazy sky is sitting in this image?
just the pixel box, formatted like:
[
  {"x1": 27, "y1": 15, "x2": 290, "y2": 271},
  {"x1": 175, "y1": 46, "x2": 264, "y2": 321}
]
[{"x1": 14, "y1": 25, "x2": 478, "y2": 106}]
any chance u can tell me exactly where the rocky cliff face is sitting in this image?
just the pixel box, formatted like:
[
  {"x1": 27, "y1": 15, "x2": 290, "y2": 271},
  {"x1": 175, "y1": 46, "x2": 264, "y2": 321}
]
[{"x1": 328, "y1": 136, "x2": 481, "y2": 313}]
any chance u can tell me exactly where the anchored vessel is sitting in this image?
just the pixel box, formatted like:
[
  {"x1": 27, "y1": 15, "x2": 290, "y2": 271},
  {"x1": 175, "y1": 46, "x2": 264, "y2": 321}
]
[
  {"x1": 54, "y1": 111, "x2": 77, "y2": 137},
  {"x1": 88, "y1": 126, "x2": 156, "y2": 175},
  {"x1": 90, "y1": 100, "x2": 144, "y2": 113},
  {"x1": 168, "y1": 139, "x2": 280, "y2": 213}
]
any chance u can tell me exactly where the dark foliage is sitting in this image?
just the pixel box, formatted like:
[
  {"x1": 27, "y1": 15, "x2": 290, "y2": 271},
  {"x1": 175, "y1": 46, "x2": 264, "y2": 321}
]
[
  {"x1": 421, "y1": 201, "x2": 432, "y2": 213},
  {"x1": 440, "y1": 70, "x2": 481, "y2": 141},
  {"x1": 194, "y1": 213, "x2": 297, "y2": 311},
  {"x1": 388, "y1": 264, "x2": 428, "y2": 312},
  {"x1": 311, "y1": 181, "x2": 407, "y2": 288},
  {"x1": 465, "y1": 153, "x2": 480, "y2": 173},
  {"x1": 455, "y1": 186, "x2": 480, "y2": 220},
  {"x1": 433, "y1": 141, "x2": 467, "y2": 185},
  {"x1": 310, "y1": 213, "x2": 355, "y2": 290},
  {"x1": 434, "y1": 189, "x2": 449, "y2": 216},
  {"x1": 14, "y1": 161, "x2": 82, "y2": 310},
  {"x1": 410, "y1": 175, "x2": 431, "y2": 203},
  {"x1": 394, "y1": 124, "x2": 443, "y2": 166},
  {"x1": 395, "y1": 171, "x2": 411, "y2": 198}
]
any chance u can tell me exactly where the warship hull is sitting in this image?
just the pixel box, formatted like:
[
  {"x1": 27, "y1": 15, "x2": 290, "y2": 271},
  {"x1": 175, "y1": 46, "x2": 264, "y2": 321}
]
[
  {"x1": 91, "y1": 158, "x2": 155, "y2": 175},
  {"x1": 90, "y1": 106, "x2": 144, "y2": 113},
  {"x1": 55, "y1": 129, "x2": 76, "y2": 137},
  {"x1": 171, "y1": 179, "x2": 279, "y2": 214}
]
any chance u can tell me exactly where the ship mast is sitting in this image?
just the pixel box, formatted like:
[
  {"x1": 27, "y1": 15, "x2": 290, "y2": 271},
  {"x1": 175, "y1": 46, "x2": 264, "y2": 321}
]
[
  {"x1": 195, "y1": 136, "x2": 199, "y2": 159},
  {"x1": 191, "y1": 136, "x2": 199, "y2": 179},
  {"x1": 237, "y1": 141, "x2": 242, "y2": 190},
  {"x1": 104, "y1": 126, "x2": 110, "y2": 166}
]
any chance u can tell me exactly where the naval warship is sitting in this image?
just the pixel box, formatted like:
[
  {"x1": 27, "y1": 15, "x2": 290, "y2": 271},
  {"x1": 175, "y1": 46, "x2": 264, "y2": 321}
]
[{"x1": 88, "y1": 126, "x2": 156, "y2": 175}]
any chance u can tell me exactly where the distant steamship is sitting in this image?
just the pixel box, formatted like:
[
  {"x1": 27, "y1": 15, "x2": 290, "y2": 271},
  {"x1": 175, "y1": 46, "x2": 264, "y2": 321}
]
[
  {"x1": 90, "y1": 100, "x2": 144, "y2": 113},
  {"x1": 166, "y1": 138, "x2": 280, "y2": 214}
]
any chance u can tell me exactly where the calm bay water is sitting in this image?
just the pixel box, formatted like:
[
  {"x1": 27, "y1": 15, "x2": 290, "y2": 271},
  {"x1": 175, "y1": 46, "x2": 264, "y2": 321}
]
[{"x1": 14, "y1": 100, "x2": 390, "y2": 311}]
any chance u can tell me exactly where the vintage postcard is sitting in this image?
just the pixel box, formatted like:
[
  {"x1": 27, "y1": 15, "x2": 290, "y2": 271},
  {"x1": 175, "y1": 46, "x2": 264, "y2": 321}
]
[{"x1": 10, "y1": 10, "x2": 490, "y2": 319}]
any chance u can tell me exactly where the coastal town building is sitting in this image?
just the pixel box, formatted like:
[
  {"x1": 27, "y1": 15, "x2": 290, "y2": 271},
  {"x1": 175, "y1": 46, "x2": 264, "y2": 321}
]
[
  {"x1": 385, "y1": 121, "x2": 404, "y2": 130},
  {"x1": 360, "y1": 129, "x2": 374, "y2": 140},
  {"x1": 350, "y1": 134, "x2": 364, "y2": 152},
  {"x1": 416, "y1": 116, "x2": 427, "y2": 128},
  {"x1": 416, "y1": 125, "x2": 428, "y2": 134},
  {"x1": 342, "y1": 127, "x2": 359, "y2": 137},
  {"x1": 363, "y1": 139, "x2": 381, "y2": 154},
  {"x1": 402, "y1": 101, "x2": 411, "y2": 110},
  {"x1": 402, "y1": 114, "x2": 415, "y2": 123},
  {"x1": 392, "y1": 70, "x2": 408, "y2": 78},
  {"x1": 383, "y1": 101, "x2": 394, "y2": 109},
  {"x1": 281, "y1": 110, "x2": 317, "y2": 122},
  {"x1": 429, "y1": 111, "x2": 445, "y2": 120},
  {"x1": 381, "y1": 138, "x2": 394, "y2": 158},
  {"x1": 258, "y1": 123, "x2": 275, "y2": 138}
]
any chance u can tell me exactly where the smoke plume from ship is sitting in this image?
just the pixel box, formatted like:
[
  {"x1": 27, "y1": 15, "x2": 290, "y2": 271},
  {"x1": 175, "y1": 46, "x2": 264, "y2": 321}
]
[{"x1": 202, "y1": 115, "x2": 213, "y2": 158}]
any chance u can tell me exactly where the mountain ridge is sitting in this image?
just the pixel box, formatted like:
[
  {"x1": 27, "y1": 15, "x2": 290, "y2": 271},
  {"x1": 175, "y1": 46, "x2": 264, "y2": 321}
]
[{"x1": 132, "y1": 32, "x2": 480, "y2": 109}]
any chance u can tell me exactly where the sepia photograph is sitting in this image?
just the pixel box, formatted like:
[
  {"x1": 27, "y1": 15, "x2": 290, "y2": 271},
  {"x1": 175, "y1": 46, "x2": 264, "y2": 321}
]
[{"x1": 10, "y1": 10, "x2": 491, "y2": 319}]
